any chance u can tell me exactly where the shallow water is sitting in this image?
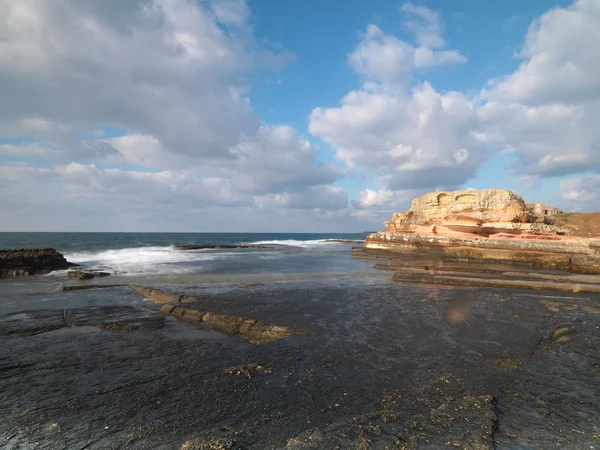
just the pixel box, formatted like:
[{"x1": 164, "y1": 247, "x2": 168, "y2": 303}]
[{"x1": 2, "y1": 233, "x2": 600, "y2": 449}]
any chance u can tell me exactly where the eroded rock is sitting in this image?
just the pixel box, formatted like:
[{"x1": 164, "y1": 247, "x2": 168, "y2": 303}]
[
  {"x1": 362, "y1": 189, "x2": 600, "y2": 276},
  {"x1": 0, "y1": 248, "x2": 77, "y2": 276},
  {"x1": 392, "y1": 272, "x2": 600, "y2": 293},
  {"x1": 60, "y1": 284, "x2": 126, "y2": 291},
  {"x1": 160, "y1": 303, "x2": 296, "y2": 344},
  {"x1": 129, "y1": 285, "x2": 197, "y2": 303}
]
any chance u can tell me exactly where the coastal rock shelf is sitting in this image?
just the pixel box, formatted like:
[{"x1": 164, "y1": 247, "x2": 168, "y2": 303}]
[
  {"x1": 357, "y1": 189, "x2": 600, "y2": 289},
  {"x1": 129, "y1": 285, "x2": 297, "y2": 344},
  {"x1": 0, "y1": 248, "x2": 77, "y2": 276},
  {"x1": 67, "y1": 269, "x2": 110, "y2": 280}
]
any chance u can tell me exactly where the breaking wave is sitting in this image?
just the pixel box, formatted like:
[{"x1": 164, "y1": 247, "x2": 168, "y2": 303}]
[
  {"x1": 244, "y1": 239, "x2": 337, "y2": 248},
  {"x1": 63, "y1": 246, "x2": 217, "y2": 275}
]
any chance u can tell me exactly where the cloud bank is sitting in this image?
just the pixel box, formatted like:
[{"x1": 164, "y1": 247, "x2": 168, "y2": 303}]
[{"x1": 1, "y1": 0, "x2": 599, "y2": 231}]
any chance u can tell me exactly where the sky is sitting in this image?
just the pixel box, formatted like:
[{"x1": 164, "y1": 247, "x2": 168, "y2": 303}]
[{"x1": 1, "y1": 0, "x2": 599, "y2": 232}]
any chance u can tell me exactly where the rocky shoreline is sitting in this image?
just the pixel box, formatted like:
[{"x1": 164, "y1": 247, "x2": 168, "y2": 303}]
[
  {"x1": 1, "y1": 277, "x2": 600, "y2": 448},
  {"x1": 357, "y1": 189, "x2": 600, "y2": 291}
]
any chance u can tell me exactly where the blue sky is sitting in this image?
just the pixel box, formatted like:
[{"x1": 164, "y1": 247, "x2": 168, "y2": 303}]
[{"x1": 0, "y1": 0, "x2": 598, "y2": 231}]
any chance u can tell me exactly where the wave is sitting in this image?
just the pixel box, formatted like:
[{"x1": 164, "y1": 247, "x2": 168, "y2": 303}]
[
  {"x1": 63, "y1": 246, "x2": 217, "y2": 276},
  {"x1": 243, "y1": 239, "x2": 337, "y2": 248}
]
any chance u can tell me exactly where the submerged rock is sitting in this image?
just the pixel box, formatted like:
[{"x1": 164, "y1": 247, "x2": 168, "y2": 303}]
[
  {"x1": 60, "y1": 284, "x2": 126, "y2": 291},
  {"x1": 129, "y1": 285, "x2": 197, "y2": 303},
  {"x1": 67, "y1": 270, "x2": 95, "y2": 280},
  {"x1": 67, "y1": 269, "x2": 111, "y2": 280},
  {"x1": 161, "y1": 303, "x2": 296, "y2": 345},
  {"x1": 0, "y1": 248, "x2": 77, "y2": 276}
]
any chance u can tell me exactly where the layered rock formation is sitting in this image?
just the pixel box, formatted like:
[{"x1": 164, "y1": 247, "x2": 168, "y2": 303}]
[
  {"x1": 383, "y1": 189, "x2": 569, "y2": 238},
  {"x1": 0, "y1": 248, "x2": 77, "y2": 276},
  {"x1": 360, "y1": 189, "x2": 600, "y2": 277}
]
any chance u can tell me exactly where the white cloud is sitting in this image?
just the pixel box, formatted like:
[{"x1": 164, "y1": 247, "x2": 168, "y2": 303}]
[
  {"x1": 0, "y1": 0, "x2": 348, "y2": 229},
  {"x1": 352, "y1": 188, "x2": 420, "y2": 210},
  {"x1": 479, "y1": 0, "x2": 600, "y2": 178},
  {"x1": 560, "y1": 175, "x2": 600, "y2": 203},
  {"x1": 310, "y1": 81, "x2": 482, "y2": 191},
  {"x1": 0, "y1": 163, "x2": 359, "y2": 231},
  {"x1": 309, "y1": 3, "x2": 476, "y2": 212},
  {"x1": 348, "y1": 6, "x2": 466, "y2": 87},
  {"x1": 0, "y1": 0, "x2": 293, "y2": 160},
  {"x1": 254, "y1": 186, "x2": 348, "y2": 210},
  {"x1": 400, "y1": 3, "x2": 447, "y2": 49}
]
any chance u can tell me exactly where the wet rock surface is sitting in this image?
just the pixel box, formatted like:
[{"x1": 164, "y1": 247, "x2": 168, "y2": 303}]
[
  {"x1": 0, "y1": 248, "x2": 77, "y2": 276},
  {"x1": 68, "y1": 269, "x2": 111, "y2": 280},
  {"x1": 1, "y1": 280, "x2": 600, "y2": 449},
  {"x1": 129, "y1": 284, "x2": 198, "y2": 303},
  {"x1": 160, "y1": 302, "x2": 298, "y2": 344}
]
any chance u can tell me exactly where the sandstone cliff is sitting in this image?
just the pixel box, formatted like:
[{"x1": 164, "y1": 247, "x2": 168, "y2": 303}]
[
  {"x1": 384, "y1": 189, "x2": 568, "y2": 238},
  {"x1": 0, "y1": 248, "x2": 77, "y2": 276},
  {"x1": 360, "y1": 189, "x2": 600, "y2": 276}
]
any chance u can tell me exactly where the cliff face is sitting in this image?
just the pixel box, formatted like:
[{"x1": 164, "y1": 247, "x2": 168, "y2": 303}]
[
  {"x1": 0, "y1": 248, "x2": 77, "y2": 276},
  {"x1": 383, "y1": 189, "x2": 568, "y2": 238},
  {"x1": 361, "y1": 189, "x2": 600, "y2": 275}
]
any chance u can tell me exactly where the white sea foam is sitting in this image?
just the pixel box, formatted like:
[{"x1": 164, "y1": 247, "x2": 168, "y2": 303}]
[
  {"x1": 244, "y1": 239, "x2": 334, "y2": 248},
  {"x1": 64, "y1": 246, "x2": 216, "y2": 275}
]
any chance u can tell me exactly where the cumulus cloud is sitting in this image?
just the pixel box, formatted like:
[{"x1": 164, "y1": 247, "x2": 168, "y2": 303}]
[
  {"x1": 348, "y1": 5, "x2": 466, "y2": 86},
  {"x1": 351, "y1": 188, "x2": 423, "y2": 210},
  {"x1": 479, "y1": 0, "x2": 600, "y2": 179},
  {"x1": 0, "y1": 0, "x2": 348, "y2": 230},
  {"x1": 560, "y1": 175, "x2": 600, "y2": 203},
  {"x1": 312, "y1": 0, "x2": 600, "y2": 218},
  {"x1": 254, "y1": 186, "x2": 348, "y2": 210},
  {"x1": 0, "y1": 0, "x2": 278, "y2": 158},
  {"x1": 310, "y1": 5, "x2": 478, "y2": 195}
]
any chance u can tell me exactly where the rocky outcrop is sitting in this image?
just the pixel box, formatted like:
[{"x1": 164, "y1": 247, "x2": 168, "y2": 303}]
[
  {"x1": 129, "y1": 285, "x2": 197, "y2": 303},
  {"x1": 128, "y1": 285, "x2": 297, "y2": 344},
  {"x1": 0, "y1": 248, "x2": 77, "y2": 277},
  {"x1": 161, "y1": 303, "x2": 297, "y2": 344},
  {"x1": 383, "y1": 189, "x2": 568, "y2": 237},
  {"x1": 67, "y1": 269, "x2": 110, "y2": 280},
  {"x1": 360, "y1": 189, "x2": 600, "y2": 277}
]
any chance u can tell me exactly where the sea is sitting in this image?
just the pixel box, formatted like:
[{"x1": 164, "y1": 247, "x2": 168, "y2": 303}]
[{"x1": 0, "y1": 232, "x2": 382, "y2": 313}]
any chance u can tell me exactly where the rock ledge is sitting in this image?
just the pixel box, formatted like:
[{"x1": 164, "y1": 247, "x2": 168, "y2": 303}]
[{"x1": 0, "y1": 248, "x2": 77, "y2": 276}]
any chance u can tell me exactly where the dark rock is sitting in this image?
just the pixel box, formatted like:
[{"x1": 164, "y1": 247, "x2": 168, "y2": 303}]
[
  {"x1": 67, "y1": 270, "x2": 111, "y2": 280},
  {"x1": 60, "y1": 284, "x2": 126, "y2": 291},
  {"x1": 129, "y1": 285, "x2": 197, "y2": 303},
  {"x1": 93, "y1": 271, "x2": 111, "y2": 277},
  {"x1": 0, "y1": 248, "x2": 77, "y2": 277},
  {"x1": 159, "y1": 300, "x2": 297, "y2": 344},
  {"x1": 68, "y1": 269, "x2": 95, "y2": 280}
]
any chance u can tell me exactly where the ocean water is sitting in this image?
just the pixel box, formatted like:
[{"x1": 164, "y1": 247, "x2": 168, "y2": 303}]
[
  {"x1": 0, "y1": 232, "x2": 380, "y2": 311},
  {"x1": 0, "y1": 232, "x2": 369, "y2": 276}
]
